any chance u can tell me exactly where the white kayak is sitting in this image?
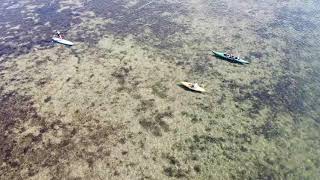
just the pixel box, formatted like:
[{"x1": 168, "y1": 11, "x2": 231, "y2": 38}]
[
  {"x1": 180, "y1": 82, "x2": 205, "y2": 92},
  {"x1": 52, "y1": 37, "x2": 74, "y2": 46}
]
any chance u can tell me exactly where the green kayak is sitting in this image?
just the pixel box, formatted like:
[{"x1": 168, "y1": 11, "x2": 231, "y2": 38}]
[{"x1": 212, "y1": 51, "x2": 249, "y2": 64}]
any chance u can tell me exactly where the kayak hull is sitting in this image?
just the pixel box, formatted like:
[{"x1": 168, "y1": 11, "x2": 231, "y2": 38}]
[
  {"x1": 52, "y1": 37, "x2": 74, "y2": 46},
  {"x1": 212, "y1": 51, "x2": 249, "y2": 64},
  {"x1": 180, "y1": 82, "x2": 205, "y2": 92}
]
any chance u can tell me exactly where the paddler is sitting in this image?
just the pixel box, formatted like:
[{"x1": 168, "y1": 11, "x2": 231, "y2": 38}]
[{"x1": 56, "y1": 31, "x2": 63, "y2": 39}]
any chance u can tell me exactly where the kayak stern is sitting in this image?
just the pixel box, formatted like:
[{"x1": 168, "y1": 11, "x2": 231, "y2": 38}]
[{"x1": 212, "y1": 51, "x2": 225, "y2": 58}]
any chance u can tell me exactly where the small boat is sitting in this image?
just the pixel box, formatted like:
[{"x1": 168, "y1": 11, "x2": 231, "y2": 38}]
[
  {"x1": 180, "y1": 82, "x2": 205, "y2": 92},
  {"x1": 212, "y1": 51, "x2": 249, "y2": 64},
  {"x1": 52, "y1": 37, "x2": 74, "y2": 46}
]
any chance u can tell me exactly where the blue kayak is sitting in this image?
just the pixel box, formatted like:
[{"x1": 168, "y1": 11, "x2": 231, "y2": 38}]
[{"x1": 212, "y1": 51, "x2": 249, "y2": 64}]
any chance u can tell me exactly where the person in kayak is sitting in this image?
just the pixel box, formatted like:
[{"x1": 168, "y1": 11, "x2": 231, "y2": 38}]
[
  {"x1": 55, "y1": 31, "x2": 64, "y2": 39},
  {"x1": 191, "y1": 83, "x2": 199, "y2": 89}
]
